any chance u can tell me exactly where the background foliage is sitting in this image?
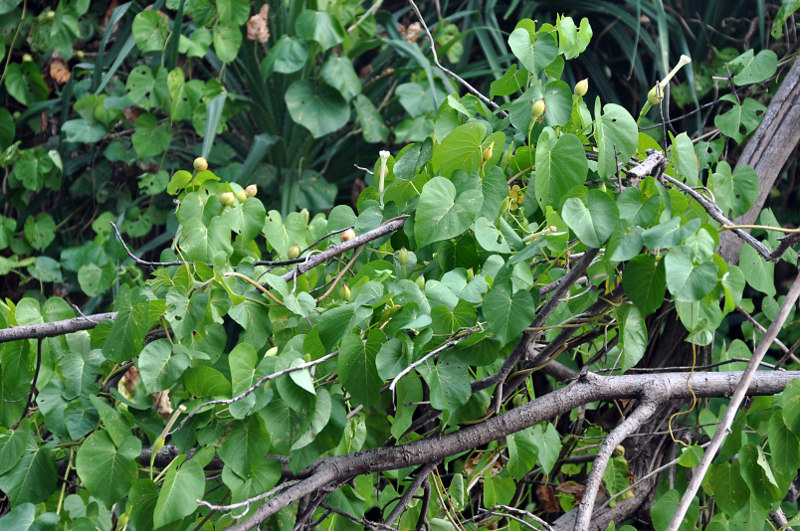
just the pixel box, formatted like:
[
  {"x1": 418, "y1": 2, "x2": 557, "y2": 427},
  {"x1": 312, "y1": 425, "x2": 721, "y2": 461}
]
[{"x1": 1, "y1": 0, "x2": 800, "y2": 529}]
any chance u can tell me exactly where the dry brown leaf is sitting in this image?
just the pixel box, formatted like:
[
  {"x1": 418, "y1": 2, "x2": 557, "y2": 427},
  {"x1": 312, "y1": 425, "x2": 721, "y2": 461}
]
[
  {"x1": 152, "y1": 390, "x2": 173, "y2": 419},
  {"x1": 246, "y1": 4, "x2": 270, "y2": 43},
  {"x1": 556, "y1": 481, "x2": 585, "y2": 497},
  {"x1": 405, "y1": 22, "x2": 422, "y2": 43},
  {"x1": 49, "y1": 57, "x2": 70, "y2": 84},
  {"x1": 119, "y1": 366, "x2": 140, "y2": 399},
  {"x1": 536, "y1": 484, "x2": 560, "y2": 513}
]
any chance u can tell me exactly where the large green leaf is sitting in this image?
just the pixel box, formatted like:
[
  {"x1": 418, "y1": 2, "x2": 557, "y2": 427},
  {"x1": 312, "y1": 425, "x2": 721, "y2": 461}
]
[
  {"x1": 594, "y1": 100, "x2": 638, "y2": 179},
  {"x1": 714, "y1": 96, "x2": 766, "y2": 145},
  {"x1": 705, "y1": 462, "x2": 749, "y2": 517},
  {"x1": 739, "y1": 242, "x2": 775, "y2": 296},
  {"x1": 728, "y1": 49, "x2": 778, "y2": 86},
  {"x1": 153, "y1": 458, "x2": 205, "y2": 528},
  {"x1": 711, "y1": 161, "x2": 759, "y2": 218},
  {"x1": 265, "y1": 36, "x2": 308, "y2": 74},
  {"x1": 664, "y1": 247, "x2": 718, "y2": 302},
  {"x1": 295, "y1": 10, "x2": 344, "y2": 51},
  {"x1": 131, "y1": 11, "x2": 168, "y2": 53},
  {"x1": 285, "y1": 80, "x2": 350, "y2": 139},
  {"x1": 219, "y1": 416, "x2": 270, "y2": 478},
  {"x1": 59, "y1": 349, "x2": 103, "y2": 400},
  {"x1": 138, "y1": 338, "x2": 189, "y2": 393},
  {"x1": 75, "y1": 432, "x2": 140, "y2": 506},
  {"x1": 131, "y1": 113, "x2": 172, "y2": 158},
  {"x1": 622, "y1": 254, "x2": 666, "y2": 315},
  {"x1": 482, "y1": 275, "x2": 535, "y2": 345},
  {"x1": 508, "y1": 20, "x2": 557, "y2": 75},
  {"x1": 561, "y1": 190, "x2": 618, "y2": 247},
  {"x1": 338, "y1": 331, "x2": 383, "y2": 408},
  {"x1": 782, "y1": 379, "x2": 800, "y2": 435},
  {"x1": 650, "y1": 489, "x2": 699, "y2": 531},
  {"x1": 415, "y1": 176, "x2": 482, "y2": 248},
  {"x1": 180, "y1": 216, "x2": 233, "y2": 263},
  {"x1": 103, "y1": 288, "x2": 163, "y2": 362},
  {"x1": 0, "y1": 443, "x2": 56, "y2": 506},
  {"x1": 321, "y1": 55, "x2": 361, "y2": 102},
  {"x1": 183, "y1": 366, "x2": 231, "y2": 397},
  {"x1": 418, "y1": 354, "x2": 471, "y2": 411},
  {"x1": 534, "y1": 128, "x2": 587, "y2": 209},
  {"x1": 213, "y1": 21, "x2": 242, "y2": 63},
  {"x1": 430, "y1": 122, "x2": 486, "y2": 177}
]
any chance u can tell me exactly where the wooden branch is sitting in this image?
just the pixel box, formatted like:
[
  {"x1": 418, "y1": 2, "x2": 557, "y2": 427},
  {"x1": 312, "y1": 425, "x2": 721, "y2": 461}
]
[
  {"x1": 666, "y1": 271, "x2": 800, "y2": 531},
  {"x1": 718, "y1": 55, "x2": 800, "y2": 264},
  {"x1": 227, "y1": 370, "x2": 800, "y2": 530},
  {"x1": 574, "y1": 396, "x2": 661, "y2": 530}
]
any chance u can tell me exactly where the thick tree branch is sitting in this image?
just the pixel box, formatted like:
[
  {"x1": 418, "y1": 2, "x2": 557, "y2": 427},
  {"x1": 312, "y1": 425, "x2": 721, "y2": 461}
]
[
  {"x1": 718, "y1": 55, "x2": 800, "y2": 264},
  {"x1": 666, "y1": 271, "x2": 800, "y2": 531},
  {"x1": 574, "y1": 395, "x2": 661, "y2": 530},
  {"x1": 227, "y1": 370, "x2": 800, "y2": 530}
]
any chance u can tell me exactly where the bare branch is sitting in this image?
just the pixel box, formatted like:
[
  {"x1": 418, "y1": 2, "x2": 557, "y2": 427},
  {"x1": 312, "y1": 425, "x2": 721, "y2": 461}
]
[
  {"x1": 384, "y1": 461, "x2": 439, "y2": 526},
  {"x1": 574, "y1": 397, "x2": 661, "y2": 530},
  {"x1": 228, "y1": 370, "x2": 800, "y2": 530},
  {"x1": 666, "y1": 272, "x2": 800, "y2": 531},
  {"x1": 171, "y1": 351, "x2": 338, "y2": 436},
  {"x1": 0, "y1": 312, "x2": 118, "y2": 343}
]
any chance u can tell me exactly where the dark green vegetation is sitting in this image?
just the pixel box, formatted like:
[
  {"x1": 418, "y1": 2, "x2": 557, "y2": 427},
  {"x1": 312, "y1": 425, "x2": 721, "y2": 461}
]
[{"x1": 1, "y1": 1, "x2": 800, "y2": 529}]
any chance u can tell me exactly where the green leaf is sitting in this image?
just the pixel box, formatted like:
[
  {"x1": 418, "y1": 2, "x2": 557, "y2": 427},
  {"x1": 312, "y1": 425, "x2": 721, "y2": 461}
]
[
  {"x1": 532, "y1": 422, "x2": 561, "y2": 475},
  {"x1": 62, "y1": 119, "x2": 106, "y2": 144},
  {"x1": 131, "y1": 113, "x2": 172, "y2": 158},
  {"x1": 128, "y1": 480, "x2": 159, "y2": 531},
  {"x1": 594, "y1": 100, "x2": 638, "y2": 179},
  {"x1": 0, "y1": 503, "x2": 35, "y2": 528},
  {"x1": 153, "y1": 458, "x2": 205, "y2": 527},
  {"x1": 534, "y1": 128, "x2": 587, "y2": 209},
  {"x1": 0, "y1": 443, "x2": 56, "y2": 506},
  {"x1": 669, "y1": 132, "x2": 699, "y2": 185},
  {"x1": 138, "y1": 338, "x2": 189, "y2": 393},
  {"x1": 180, "y1": 216, "x2": 233, "y2": 263},
  {"x1": 75, "y1": 432, "x2": 140, "y2": 506},
  {"x1": 556, "y1": 15, "x2": 592, "y2": 59},
  {"x1": 354, "y1": 94, "x2": 388, "y2": 144},
  {"x1": 738, "y1": 444, "x2": 782, "y2": 505},
  {"x1": 482, "y1": 275, "x2": 535, "y2": 345},
  {"x1": 728, "y1": 49, "x2": 778, "y2": 86},
  {"x1": 602, "y1": 455, "x2": 631, "y2": 495},
  {"x1": 132, "y1": 10, "x2": 169, "y2": 53},
  {"x1": 179, "y1": 27, "x2": 212, "y2": 58},
  {"x1": 415, "y1": 176, "x2": 482, "y2": 248},
  {"x1": 714, "y1": 96, "x2": 766, "y2": 145},
  {"x1": 739, "y1": 242, "x2": 775, "y2": 296},
  {"x1": 103, "y1": 288, "x2": 162, "y2": 362},
  {"x1": 507, "y1": 427, "x2": 538, "y2": 478},
  {"x1": 490, "y1": 64, "x2": 528, "y2": 98},
  {"x1": 474, "y1": 217, "x2": 510, "y2": 253},
  {"x1": 650, "y1": 489, "x2": 699, "y2": 531},
  {"x1": 768, "y1": 410, "x2": 800, "y2": 489},
  {"x1": 338, "y1": 331, "x2": 383, "y2": 408},
  {"x1": 0, "y1": 421, "x2": 30, "y2": 475},
  {"x1": 265, "y1": 35, "x2": 308, "y2": 74},
  {"x1": 618, "y1": 304, "x2": 646, "y2": 371},
  {"x1": 622, "y1": 254, "x2": 666, "y2": 315},
  {"x1": 213, "y1": 21, "x2": 242, "y2": 63},
  {"x1": 125, "y1": 65, "x2": 154, "y2": 107},
  {"x1": 483, "y1": 474, "x2": 516, "y2": 508},
  {"x1": 561, "y1": 190, "x2": 619, "y2": 247},
  {"x1": 664, "y1": 247, "x2": 718, "y2": 302},
  {"x1": 508, "y1": 21, "x2": 557, "y2": 75},
  {"x1": 781, "y1": 379, "x2": 800, "y2": 434},
  {"x1": 4, "y1": 63, "x2": 48, "y2": 105},
  {"x1": 431, "y1": 122, "x2": 487, "y2": 178},
  {"x1": 64, "y1": 399, "x2": 99, "y2": 440},
  {"x1": 711, "y1": 161, "x2": 759, "y2": 218},
  {"x1": 295, "y1": 10, "x2": 344, "y2": 51},
  {"x1": 419, "y1": 353, "x2": 471, "y2": 411},
  {"x1": 183, "y1": 365, "x2": 231, "y2": 396},
  {"x1": 285, "y1": 80, "x2": 350, "y2": 139},
  {"x1": 706, "y1": 461, "x2": 749, "y2": 517},
  {"x1": 219, "y1": 416, "x2": 270, "y2": 478},
  {"x1": 217, "y1": 0, "x2": 249, "y2": 25},
  {"x1": 321, "y1": 55, "x2": 361, "y2": 102},
  {"x1": 59, "y1": 349, "x2": 103, "y2": 399},
  {"x1": 23, "y1": 212, "x2": 55, "y2": 251}
]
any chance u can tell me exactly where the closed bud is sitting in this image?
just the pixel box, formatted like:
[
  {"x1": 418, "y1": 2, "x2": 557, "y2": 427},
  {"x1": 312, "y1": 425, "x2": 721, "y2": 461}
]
[
  {"x1": 482, "y1": 142, "x2": 494, "y2": 163},
  {"x1": 265, "y1": 346, "x2": 278, "y2": 357},
  {"x1": 245, "y1": 184, "x2": 258, "y2": 197},
  {"x1": 22, "y1": 53, "x2": 33, "y2": 63},
  {"x1": 647, "y1": 85, "x2": 662, "y2": 105},
  {"x1": 341, "y1": 228, "x2": 356, "y2": 242},
  {"x1": 46, "y1": 10, "x2": 56, "y2": 21},
  {"x1": 532, "y1": 98, "x2": 546, "y2": 119},
  {"x1": 193, "y1": 157, "x2": 208, "y2": 171},
  {"x1": 397, "y1": 247, "x2": 409, "y2": 267},
  {"x1": 235, "y1": 190, "x2": 247, "y2": 203},
  {"x1": 288, "y1": 245, "x2": 300, "y2": 259},
  {"x1": 220, "y1": 192, "x2": 235, "y2": 206},
  {"x1": 575, "y1": 78, "x2": 588, "y2": 97},
  {"x1": 340, "y1": 283, "x2": 351, "y2": 301},
  {"x1": 415, "y1": 275, "x2": 425, "y2": 290}
]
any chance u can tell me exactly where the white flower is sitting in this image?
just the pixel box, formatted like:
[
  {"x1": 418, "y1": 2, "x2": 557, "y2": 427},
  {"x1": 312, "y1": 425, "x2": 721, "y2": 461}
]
[{"x1": 378, "y1": 150, "x2": 391, "y2": 195}]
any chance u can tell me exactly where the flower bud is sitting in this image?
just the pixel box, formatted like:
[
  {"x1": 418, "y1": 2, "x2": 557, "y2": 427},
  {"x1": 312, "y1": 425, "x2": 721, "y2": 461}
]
[
  {"x1": 340, "y1": 283, "x2": 351, "y2": 301},
  {"x1": 482, "y1": 142, "x2": 494, "y2": 163},
  {"x1": 235, "y1": 190, "x2": 247, "y2": 203},
  {"x1": 378, "y1": 150, "x2": 390, "y2": 195},
  {"x1": 415, "y1": 275, "x2": 425, "y2": 290},
  {"x1": 245, "y1": 184, "x2": 257, "y2": 197},
  {"x1": 341, "y1": 228, "x2": 356, "y2": 242},
  {"x1": 193, "y1": 157, "x2": 208, "y2": 171},
  {"x1": 265, "y1": 346, "x2": 278, "y2": 357},
  {"x1": 575, "y1": 78, "x2": 588, "y2": 97},
  {"x1": 397, "y1": 247, "x2": 409, "y2": 267},
  {"x1": 22, "y1": 54, "x2": 33, "y2": 63},
  {"x1": 288, "y1": 245, "x2": 300, "y2": 259},
  {"x1": 532, "y1": 98, "x2": 546, "y2": 120},
  {"x1": 220, "y1": 192, "x2": 235, "y2": 206}
]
